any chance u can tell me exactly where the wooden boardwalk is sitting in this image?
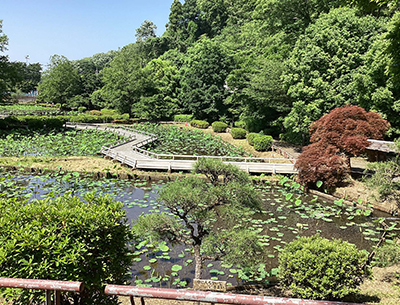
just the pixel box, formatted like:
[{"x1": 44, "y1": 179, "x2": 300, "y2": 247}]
[{"x1": 67, "y1": 123, "x2": 297, "y2": 174}]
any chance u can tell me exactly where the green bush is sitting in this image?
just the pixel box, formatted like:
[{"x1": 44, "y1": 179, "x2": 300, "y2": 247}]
[
  {"x1": 174, "y1": 114, "x2": 193, "y2": 122},
  {"x1": 190, "y1": 120, "x2": 210, "y2": 129},
  {"x1": 78, "y1": 106, "x2": 87, "y2": 113},
  {"x1": 26, "y1": 117, "x2": 45, "y2": 129},
  {"x1": 0, "y1": 194, "x2": 134, "y2": 304},
  {"x1": 45, "y1": 118, "x2": 65, "y2": 129},
  {"x1": 212, "y1": 121, "x2": 228, "y2": 133},
  {"x1": 373, "y1": 243, "x2": 400, "y2": 267},
  {"x1": 234, "y1": 120, "x2": 246, "y2": 129},
  {"x1": 69, "y1": 114, "x2": 114, "y2": 123},
  {"x1": 230, "y1": 128, "x2": 247, "y2": 139},
  {"x1": 101, "y1": 108, "x2": 118, "y2": 116},
  {"x1": 279, "y1": 235, "x2": 371, "y2": 301},
  {"x1": 247, "y1": 133, "x2": 260, "y2": 146},
  {"x1": 253, "y1": 135, "x2": 273, "y2": 151}
]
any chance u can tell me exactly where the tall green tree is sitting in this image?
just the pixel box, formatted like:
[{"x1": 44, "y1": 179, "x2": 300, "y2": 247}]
[
  {"x1": 37, "y1": 55, "x2": 81, "y2": 107},
  {"x1": 135, "y1": 20, "x2": 157, "y2": 42},
  {"x1": 282, "y1": 8, "x2": 386, "y2": 144},
  {"x1": 72, "y1": 51, "x2": 116, "y2": 108},
  {"x1": 227, "y1": 56, "x2": 291, "y2": 132},
  {"x1": 95, "y1": 44, "x2": 147, "y2": 114},
  {"x1": 134, "y1": 159, "x2": 265, "y2": 280},
  {"x1": 0, "y1": 20, "x2": 20, "y2": 101},
  {"x1": 135, "y1": 58, "x2": 180, "y2": 120},
  {"x1": 179, "y1": 37, "x2": 234, "y2": 121},
  {"x1": 198, "y1": 0, "x2": 229, "y2": 37},
  {"x1": 253, "y1": 0, "x2": 343, "y2": 41},
  {"x1": 165, "y1": 0, "x2": 184, "y2": 39},
  {"x1": 12, "y1": 62, "x2": 41, "y2": 94}
]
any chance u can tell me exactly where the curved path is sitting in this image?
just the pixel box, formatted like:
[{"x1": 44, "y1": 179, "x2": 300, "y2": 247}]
[{"x1": 66, "y1": 123, "x2": 297, "y2": 174}]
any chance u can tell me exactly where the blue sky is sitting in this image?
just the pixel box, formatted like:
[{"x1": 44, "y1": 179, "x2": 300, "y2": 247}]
[{"x1": 2, "y1": 0, "x2": 173, "y2": 67}]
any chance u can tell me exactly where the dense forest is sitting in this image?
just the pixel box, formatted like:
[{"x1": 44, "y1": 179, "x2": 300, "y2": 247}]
[{"x1": 3, "y1": 0, "x2": 400, "y2": 144}]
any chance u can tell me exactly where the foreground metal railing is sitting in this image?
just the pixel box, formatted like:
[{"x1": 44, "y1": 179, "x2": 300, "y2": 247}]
[
  {"x1": 0, "y1": 278, "x2": 360, "y2": 305},
  {"x1": 0, "y1": 278, "x2": 84, "y2": 305},
  {"x1": 104, "y1": 285, "x2": 360, "y2": 305}
]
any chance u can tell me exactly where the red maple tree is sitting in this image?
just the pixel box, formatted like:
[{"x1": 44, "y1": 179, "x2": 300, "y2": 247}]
[{"x1": 295, "y1": 105, "x2": 389, "y2": 188}]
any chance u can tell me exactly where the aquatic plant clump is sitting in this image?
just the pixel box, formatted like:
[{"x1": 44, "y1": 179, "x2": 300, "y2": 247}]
[
  {"x1": 132, "y1": 123, "x2": 246, "y2": 156},
  {"x1": 0, "y1": 128, "x2": 126, "y2": 157}
]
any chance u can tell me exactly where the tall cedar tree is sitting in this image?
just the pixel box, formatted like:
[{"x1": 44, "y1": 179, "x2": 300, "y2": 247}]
[{"x1": 295, "y1": 105, "x2": 389, "y2": 188}]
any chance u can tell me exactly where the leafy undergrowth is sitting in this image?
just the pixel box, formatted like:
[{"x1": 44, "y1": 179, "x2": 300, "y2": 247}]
[
  {"x1": 0, "y1": 128, "x2": 125, "y2": 157},
  {"x1": 132, "y1": 123, "x2": 246, "y2": 157}
]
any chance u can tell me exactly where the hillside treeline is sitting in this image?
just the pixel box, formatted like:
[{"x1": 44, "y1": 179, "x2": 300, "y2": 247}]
[{"x1": 36, "y1": 0, "x2": 400, "y2": 144}]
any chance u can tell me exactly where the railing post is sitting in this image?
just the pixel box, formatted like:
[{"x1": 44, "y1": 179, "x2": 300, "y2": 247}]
[
  {"x1": 45, "y1": 290, "x2": 51, "y2": 305},
  {"x1": 55, "y1": 290, "x2": 61, "y2": 305}
]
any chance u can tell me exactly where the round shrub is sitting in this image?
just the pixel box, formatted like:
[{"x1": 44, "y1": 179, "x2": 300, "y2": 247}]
[
  {"x1": 247, "y1": 133, "x2": 260, "y2": 146},
  {"x1": 212, "y1": 121, "x2": 228, "y2": 133},
  {"x1": 279, "y1": 235, "x2": 371, "y2": 301},
  {"x1": 230, "y1": 128, "x2": 246, "y2": 139},
  {"x1": 253, "y1": 135, "x2": 273, "y2": 151},
  {"x1": 190, "y1": 120, "x2": 210, "y2": 129}
]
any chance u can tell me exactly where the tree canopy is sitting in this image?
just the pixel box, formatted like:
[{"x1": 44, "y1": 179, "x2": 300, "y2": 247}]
[{"x1": 31, "y1": 0, "x2": 400, "y2": 141}]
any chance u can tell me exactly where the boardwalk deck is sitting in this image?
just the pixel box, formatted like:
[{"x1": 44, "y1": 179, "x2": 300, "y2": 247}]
[{"x1": 67, "y1": 123, "x2": 297, "y2": 174}]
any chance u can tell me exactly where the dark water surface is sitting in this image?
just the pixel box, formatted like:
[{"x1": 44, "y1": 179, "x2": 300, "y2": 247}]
[{"x1": 1, "y1": 171, "x2": 398, "y2": 288}]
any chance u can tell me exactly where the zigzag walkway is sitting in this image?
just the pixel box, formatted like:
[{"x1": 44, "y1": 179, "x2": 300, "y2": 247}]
[{"x1": 66, "y1": 123, "x2": 297, "y2": 174}]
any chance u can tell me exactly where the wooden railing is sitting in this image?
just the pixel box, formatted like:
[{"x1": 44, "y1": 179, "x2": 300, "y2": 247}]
[{"x1": 132, "y1": 146, "x2": 295, "y2": 164}]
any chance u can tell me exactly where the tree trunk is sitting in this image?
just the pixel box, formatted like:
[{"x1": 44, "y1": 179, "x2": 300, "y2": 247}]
[{"x1": 194, "y1": 244, "x2": 202, "y2": 280}]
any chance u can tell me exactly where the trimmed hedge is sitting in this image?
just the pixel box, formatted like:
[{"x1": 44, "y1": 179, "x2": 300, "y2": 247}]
[
  {"x1": 230, "y1": 128, "x2": 246, "y2": 139},
  {"x1": 253, "y1": 135, "x2": 273, "y2": 151},
  {"x1": 247, "y1": 133, "x2": 260, "y2": 146},
  {"x1": 69, "y1": 114, "x2": 114, "y2": 123},
  {"x1": 174, "y1": 114, "x2": 193, "y2": 122},
  {"x1": 279, "y1": 235, "x2": 371, "y2": 301},
  {"x1": 0, "y1": 116, "x2": 67, "y2": 130},
  {"x1": 190, "y1": 120, "x2": 210, "y2": 129},
  {"x1": 212, "y1": 121, "x2": 228, "y2": 133}
]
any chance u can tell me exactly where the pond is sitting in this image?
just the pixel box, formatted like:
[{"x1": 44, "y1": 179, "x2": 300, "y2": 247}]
[{"x1": 1, "y1": 169, "x2": 398, "y2": 288}]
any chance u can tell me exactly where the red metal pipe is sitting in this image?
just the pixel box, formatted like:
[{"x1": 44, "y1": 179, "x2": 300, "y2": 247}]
[
  {"x1": 104, "y1": 285, "x2": 359, "y2": 305},
  {"x1": 0, "y1": 278, "x2": 84, "y2": 293}
]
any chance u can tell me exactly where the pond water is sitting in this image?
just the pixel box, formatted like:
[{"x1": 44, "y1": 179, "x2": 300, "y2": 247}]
[{"x1": 1, "y1": 170, "x2": 398, "y2": 288}]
